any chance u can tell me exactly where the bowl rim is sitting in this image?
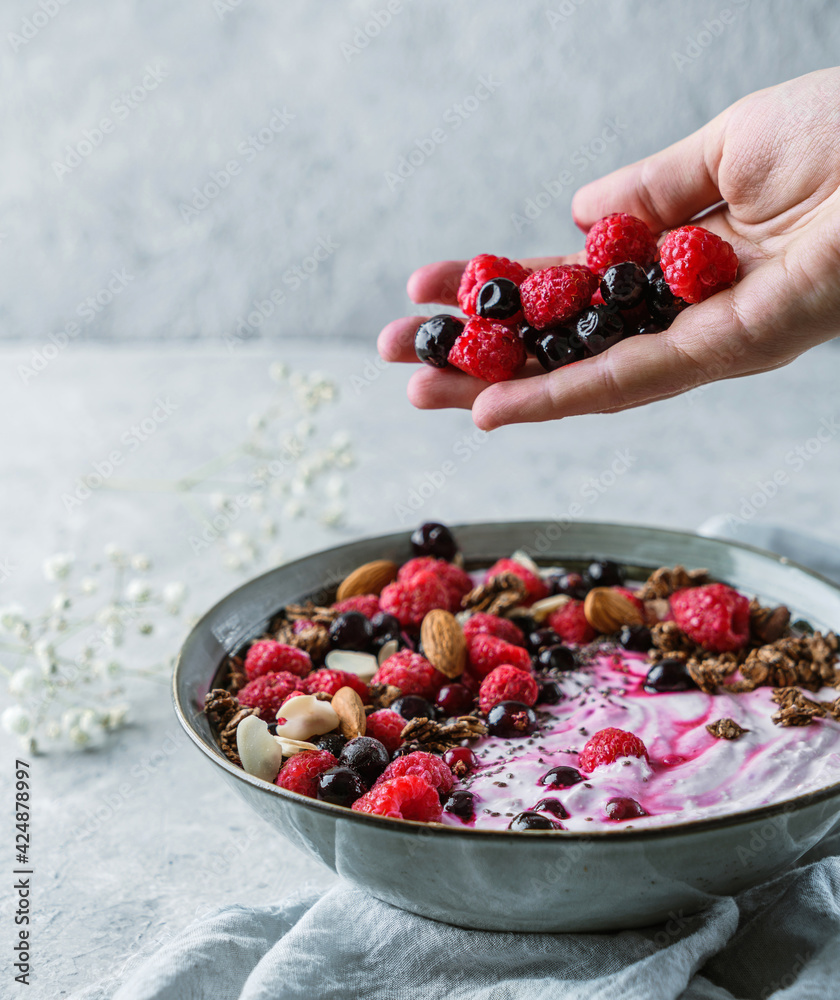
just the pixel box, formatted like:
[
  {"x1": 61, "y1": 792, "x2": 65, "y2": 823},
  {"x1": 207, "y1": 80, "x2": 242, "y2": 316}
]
[{"x1": 173, "y1": 518, "x2": 840, "y2": 842}]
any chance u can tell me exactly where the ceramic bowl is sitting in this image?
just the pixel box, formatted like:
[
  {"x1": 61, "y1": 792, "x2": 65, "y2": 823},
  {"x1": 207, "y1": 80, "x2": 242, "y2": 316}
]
[{"x1": 173, "y1": 521, "x2": 840, "y2": 932}]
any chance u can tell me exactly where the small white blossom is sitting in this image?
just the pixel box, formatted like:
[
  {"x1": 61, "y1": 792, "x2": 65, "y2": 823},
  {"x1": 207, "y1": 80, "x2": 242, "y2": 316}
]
[
  {"x1": 138, "y1": 622, "x2": 154, "y2": 635},
  {"x1": 227, "y1": 530, "x2": 249, "y2": 549},
  {"x1": 223, "y1": 553, "x2": 242, "y2": 571},
  {"x1": 2, "y1": 705, "x2": 31, "y2": 735},
  {"x1": 284, "y1": 499, "x2": 304, "y2": 519},
  {"x1": 126, "y1": 579, "x2": 152, "y2": 603},
  {"x1": 8, "y1": 667, "x2": 41, "y2": 697},
  {"x1": 162, "y1": 582, "x2": 186, "y2": 610},
  {"x1": 51, "y1": 593, "x2": 71, "y2": 612},
  {"x1": 34, "y1": 639, "x2": 56, "y2": 675},
  {"x1": 80, "y1": 577, "x2": 99, "y2": 595},
  {"x1": 210, "y1": 493, "x2": 227, "y2": 512},
  {"x1": 44, "y1": 552, "x2": 74, "y2": 581},
  {"x1": 269, "y1": 362, "x2": 288, "y2": 382},
  {"x1": 325, "y1": 474, "x2": 345, "y2": 499},
  {"x1": 320, "y1": 504, "x2": 345, "y2": 527},
  {"x1": 0, "y1": 603, "x2": 25, "y2": 631},
  {"x1": 260, "y1": 517, "x2": 276, "y2": 537},
  {"x1": 105, "y1": 544, "x2": 126, "y2": 564},
  {"x1": 131, "y1": 553, "x2": 151, "y2": 571},
  {"x1": 103, "y1": 704, "x2": 129, "y2": 730},
  {"x1": 48, "y1": 615, "x2": 68, "y2": 633},
  {"x1": 13, "y1": 621, "x2": 30, "y2": 640}
]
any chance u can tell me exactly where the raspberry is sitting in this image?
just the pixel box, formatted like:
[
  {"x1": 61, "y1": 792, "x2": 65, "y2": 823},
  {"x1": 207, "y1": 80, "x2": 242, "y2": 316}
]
[
  {"x1": 462, "y1": 612, "x2": 525, "y2": 647},
  {"x1": 547, "y1": 600, "x2": 597, "y2": 645},
  {"x1": 364, "y1": 709, "x2": 407, "y2": 754},
  {"x1": 275, "y1": 749, "x2": 338, "y2": 798},
  {"x1": 585, "y1": 213, "x2": 657, "y2": 275},
  {"x1": 519, "y1": 265, "x2": 599, "y2": 330},
  {"x1": 659, "y1": 225, "x2": 738, "y2": 304},
  {"x1": 243, "y1": 640, "x2": 312, "y2": 681},
  {"x1": 280, "y1": 690, "x2": 307, "y2": 707},
  {"x1": 579, "y1": 727, "x2": 648, "y2": 771},
  {"x1": 670, "y1": 583, "x2": 750, "y2": 653},
  {"x1": 372, "y1": 650, "x2": 444, "y2": 699},
  {"x1": 380, "y1": 570, "x2": 449, "y2": 627},
  {"x1": 478, "y1": 665, "x2": 539, "y2": 713},
  {"x1": 486, "y1": 558, "x2": 549, "y2": 603},
  {"x1": 457, "y1": 254, "x2": 532, "y2": 317},
  {"x1": 332, "y1": 594, "x2": 380, "y2": 618},
  {"x1": 448, "y1": 319, "x2": 527, "y2": 383},
  {"x1": 377, "y1": 750, "x2": 454, "y2": 795},
  {"x1": 351, "y1": 774, "x2": 443, "y2": 821},
  {"x1": 466, "y1": 633, "x2": 532, "y2": 679},
  {"x1": 302, "y1": 669, "x2": 369, "y2": 702},
  {"x1": 398, "y1": 557, "x2": 472, "y2": 612},
  {"x1": 237, "y1": 672, "x2": 304, "y2": 721}
]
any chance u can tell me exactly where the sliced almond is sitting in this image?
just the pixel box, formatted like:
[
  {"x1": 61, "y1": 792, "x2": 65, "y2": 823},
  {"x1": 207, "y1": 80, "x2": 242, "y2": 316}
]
[
  {"x1": 335, "y1": 559, "x2": 398, "y2": 601},
  {"x1": 421, "y1": 608, "x2": 466, "y2": 679},
  {"x1": 237, "y1": 715, "x2": 285, "y2": 782},
  {"x1": 529, "y1": 593, "x2": 571, "y2": 623},
  {"x1": 331, "y1": 685, "x2": 367, "y2": 739},
  {"x1": 274, "y1": 694, "x2": 340, "y2": 742},
  {"x1": 511, "y1": 549, "x2": 542, "y2": 577},
  {"x1": 274, "y1": 735, "x2": 318, "y2": 757},
  {"x1": 325, "y1": 648, "x2": 378, "y2": 682},
  {"x1": 377, "y1": 638, "x2": 399, "y2": 666},
  {"x1": 584, "y1": 587, "x2": 644, "y2": 633}
]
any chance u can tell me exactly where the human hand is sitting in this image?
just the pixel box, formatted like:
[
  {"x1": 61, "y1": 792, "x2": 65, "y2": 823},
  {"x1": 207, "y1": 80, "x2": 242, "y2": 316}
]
[{"x1": 377, "y1": 68, "x2": 840, "y2": 428}]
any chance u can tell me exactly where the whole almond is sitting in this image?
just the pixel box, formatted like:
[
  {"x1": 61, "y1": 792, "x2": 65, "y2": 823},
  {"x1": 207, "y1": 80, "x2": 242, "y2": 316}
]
[
  {"x1": 331, "y1": 686, "x2": 367, "y2": 740},
  {"x1": 336, "y1": 559, "x2": 398, "y2": 601},
  {"x1": 584, "y1": 587, "x2": 644, "y2": 633},
  {"x1": 421, "y1": 609, "x2": 466, "y2": 679}
]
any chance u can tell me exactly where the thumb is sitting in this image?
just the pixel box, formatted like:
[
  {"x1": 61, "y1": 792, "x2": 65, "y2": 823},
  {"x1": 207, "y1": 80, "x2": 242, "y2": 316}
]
[{"x1": 572, "y1": 116, "x2": 726, "y2": 234}]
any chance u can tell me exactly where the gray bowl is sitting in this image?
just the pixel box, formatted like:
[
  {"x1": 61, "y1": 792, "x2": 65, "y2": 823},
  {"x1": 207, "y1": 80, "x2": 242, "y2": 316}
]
[{"x1": 173, "y1": 521, "x2": 840, "y2": 932}]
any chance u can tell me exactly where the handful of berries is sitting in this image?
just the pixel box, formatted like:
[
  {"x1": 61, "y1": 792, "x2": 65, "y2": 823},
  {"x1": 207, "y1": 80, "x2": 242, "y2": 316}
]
[{"x1": 414, "y1": 214, "x2": 739, "y2": 383}]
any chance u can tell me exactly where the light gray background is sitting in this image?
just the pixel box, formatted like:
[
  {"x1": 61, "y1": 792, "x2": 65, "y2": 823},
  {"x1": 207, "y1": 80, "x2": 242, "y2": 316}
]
[{"x1": 2, "y1": 1, "x2": 840, "y2": 997}]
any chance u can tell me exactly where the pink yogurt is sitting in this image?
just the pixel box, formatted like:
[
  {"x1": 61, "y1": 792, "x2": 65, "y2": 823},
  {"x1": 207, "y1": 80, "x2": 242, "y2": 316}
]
[{"x1": 442, "y1": 650, "x2": 840, "y2": 831}]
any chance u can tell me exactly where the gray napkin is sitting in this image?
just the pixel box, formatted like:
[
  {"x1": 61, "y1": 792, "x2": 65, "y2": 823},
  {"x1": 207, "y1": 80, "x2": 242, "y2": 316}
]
[{"x1": 71, "y1": 522, "x2": 840, "y2": 1000}]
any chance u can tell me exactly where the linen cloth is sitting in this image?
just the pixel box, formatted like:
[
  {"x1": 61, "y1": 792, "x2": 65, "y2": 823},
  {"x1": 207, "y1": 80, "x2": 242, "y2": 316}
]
[{"x1": 72, "y1": 521, "x2": 840, "y2": 1000}]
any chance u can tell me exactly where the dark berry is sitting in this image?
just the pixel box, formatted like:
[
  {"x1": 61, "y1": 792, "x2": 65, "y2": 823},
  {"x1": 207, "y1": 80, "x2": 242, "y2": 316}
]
[
  {"x1": 536, "y1": 680, "x2": 564, "y2": 705},
  {"x1": 518, "y1": 323, "x2": 541, "y2": 355},
  {"x1": 314, "y1": 733, "x2": 347, "y2": 756},
  {"x1": 508, "y1": 612, "x2": 537, "y2": 635},
  {"x1": 534, "y1": 329, "x2": 587, "y2": 372},
  {"x1": 605, "y1": 796, "x2": 646, "y2": 821},
  {"x1": 338, "y1": 736, "x2": 390, "y2": 787},
  {"x1": 443, "y1": 746, "x2": 478, "y2": 775},
  {"x1": 539, "y1": 765, "x2": 583, "y2": 788},
  {"x1": 390, "y1": 695, "x2": 436, "y2": 721},
  {"x1": 329, "y1": 611, "x2": 374, "y2": 651},
  {"x1": 485, "y1": 701, "x2": 538, "y2": 738},
  {"x1": 410, "y1": 522, "x2": 458, "y2": 561},
  {"x1": 548, "y1": 572, "x2": 590, "y2": 600},
  {"x1": 533, "y1": 797, "x2": 569, "y2": 819},
  {"x1": 585, "y1": 560, "x2": 625, "y2": 587},
  {"x1": 618, "y1": 624, "x2": 652, "y2": 652},
  {"x1": 599, "y1": 262, "x2": 648, "y2": 310},
  {"x1": 634, "y1": 316, "x2": 665, "y2": 336},
  {"x1": 414, "y1": 316, "x2": 464, "y2": 369},
  {"x1": 370, "y1": 611, "x2": 402, "y2": 642},
  {"x1": 643, "y1": 659, "x2": 698, "y2": 694},
  {"x1": 444, "y1": 789, "x2": 476, "y2": 822},
  {"x1": 435, "y1": 683, "x2": 474, "y2": 716},
  {"x1": 645, "y1": 265, "x2": 687, "y2": 326},
  {"x1": 575, "y1": 305, "x2": 624, "y2": 355},
  {"x1": 508, "y1": 811, "x2": 562, "y2": 831},
  {"x1": 526, "y1": 628, "x2": 561, "y2": 654},
  {"x1": 792, "y1": 619, "x2": 815, "y2": 635},
  {"x1": 316, "y1": 766, "x2": 366, "y2": 806},
  {"x1": 475, "y1": 278, "x2": 521, "y2": 320},
  {"x1": 536, "y1": 644, "x2": 576, "y2": 672}
]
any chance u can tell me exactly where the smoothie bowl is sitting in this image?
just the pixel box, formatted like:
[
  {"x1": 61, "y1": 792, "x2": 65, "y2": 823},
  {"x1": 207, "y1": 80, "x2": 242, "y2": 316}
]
[{"x1": 173, "y1": 521, "x2": 840, "y2": 931}]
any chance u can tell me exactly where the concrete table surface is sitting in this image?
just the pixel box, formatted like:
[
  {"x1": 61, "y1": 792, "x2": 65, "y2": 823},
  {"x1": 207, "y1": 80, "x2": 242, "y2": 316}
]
[{"x1": 1, "y1": 338, "x2": 839, "y2": 997}]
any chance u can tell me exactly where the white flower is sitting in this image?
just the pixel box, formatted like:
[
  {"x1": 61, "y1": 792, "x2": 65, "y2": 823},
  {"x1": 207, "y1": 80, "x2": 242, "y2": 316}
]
[
  {"x1": 325, "y1": 474, "x2": 345, "y2": 499},
  {"x1": 320, "y1": 504, "x2": 345, "y2": 527},
  {"x1": 8, "y1": 667, "x2": 41, "y2": 697},
  {"x1": 51, "y1": 593, "x2": 71, "y2": 612},
  {"x1": 45, "y1": 720, "x2": 62, "y2": 741},
  {"x1": 138, "y1": 622, "x2": 154, "y2": 635},
  {"x1": 48, "y1": 616, "x2": 68, "y2": 633},
  {"x1": 2, "y1": 706, "x2": 31, "y2": 735},
  {"x1": 247, "y1": 412, "x2": 265, "y2": 431},
  {"x1": 105, "y1": 543, "x2": 126, "y2": 564},
  {"x1": 249, "y1": 492, "x2": 265, "y2": 511},
  {"x1": 331, "y1": 430, "x2": 351, "y2": 449},
  {"x1": 131, "y1": 553, "x2": 151, "y2": 571},
  {"x1": 260, "y1": 517, "x2": 276, "y2": 537},
  {"x1": 284, "y1": 499, "x2": 304, "y2": 519},
  {"x1": 223, "y1": 553, "x2": 242, "y2": 571},
  {"x1": 210, "y1": 493, "x2": 227, "y2": 511},
  {"x1": 13, "y1": 622, "x2": 30, "y2": 640},
  {"x1": 43, "y1": 552, "x2": 74, "y2": 581},
  {"x1": 34, "y1": 639, "x2": 55, "y2": 675},
  {"x1": 162, "y1": 582, "x2": 186, "y2": 609},
  {"x1": 269, "y1": 362, "x2": 288, "y2": 382},
  {"x1": 227, "y1": 530, "x2": 249, "y2": 549},
  {"x1": 295, "y1": 419, "x2": 314, "y2": 438},
  {"x1": 0, "y1": 603, "x2": 25, "y2": 632},
  {"x1": 80, "y1": 577, "x2": 99, "y2": 595},
  {"x1": 126, "y1": 579, "x2": 151, "y2": 603},
  {"x1": 103, "y1": 704, "x2": 129, "y2": 730}
]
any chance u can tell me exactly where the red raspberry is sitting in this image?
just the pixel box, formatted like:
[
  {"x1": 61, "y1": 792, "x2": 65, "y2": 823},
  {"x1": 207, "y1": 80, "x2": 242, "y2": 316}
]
[
  {"x1": 237, "y1": 671, "x2": 304, "y2": 721},
  {"x1": 466, "y1": 633, "x2": 532, "y2": 679},
  {"x1": 585, "y1": 213, "x2": 657, "y2": 275},
  {"x1": 275, "y1": 749, "x2": 338, "y2": 798},
  {"x1": 398, "y1": 557, "x2": 472, "y2": 612},
  {"x1": 448, "y1": 318, "x2": 527, "y2": 383},
  {"x1": 332, "y1": 594, "x2": 380, "y2": 618},
  {"x1": 670, "y1": 583, "x2": 750, "y2": 653},
  {"x1": 519, "y1": 265, "x2": 599, "y2": 330},
  {"x1": 302, "y1": 668, "x2": 369, "y2": 702},
  {"x1": 547, "y1": 600, "x2": 597, "y2": 645},
  {"x1": 478, "y1": 664, "x2": 539, "y2": 713},
  {"x1": 380, "y1": 570, "x2": 449, "y2": 627},
  {"x1": 280, "y1": 690, "x2": 307, "y2": 708},
  {"x1": 457, "y1": 254, "x2": 532, "y2": 317},
  {"x1": 486, "y1": 557, "x2": 549, "y2": 603},
  {"x1": 659, "y1": 225, "x2": 738, "y2": 304},
  {"x1": 364, "y1": 709, "x2": 407, "y2": 754},
  {"x1": 351, "y1": 774, "x2": 442, "y2": 821},
  {"x1": 579, "y1": 727, "x2": 648, "y2": 771},
  {"x1": 244, "y1": 640, "x2": 312, "y2": 681},
  {"x1": 371, "y1": 650, "x2": 444, "y2": 699},
  {"x1": 377, "y1": 750, "x2": 454, "y2": 795},
  {"x1": 462, "y1": 612, "x2": 525, "y2": 647}
]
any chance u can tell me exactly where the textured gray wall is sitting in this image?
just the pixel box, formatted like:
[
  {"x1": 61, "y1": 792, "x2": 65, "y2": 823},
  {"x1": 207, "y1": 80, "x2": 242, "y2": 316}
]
[{"x1": 2, "y1": 0, "x2": 837, "y2": 345}]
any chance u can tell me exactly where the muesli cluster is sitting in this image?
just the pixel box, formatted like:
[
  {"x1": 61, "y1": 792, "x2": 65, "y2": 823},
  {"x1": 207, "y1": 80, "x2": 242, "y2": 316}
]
[{"x1": 205, "y1": 523, "x2": 840, "y2": 831}]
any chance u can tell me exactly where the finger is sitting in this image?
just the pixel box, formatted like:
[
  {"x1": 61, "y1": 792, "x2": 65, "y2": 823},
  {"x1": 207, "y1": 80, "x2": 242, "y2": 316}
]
[
  {"x1": 572, "y1": 118, "x2": 726, "y2": 234},
  {"x1": 378, "y1": 316, "x2": 425, "y2": 362},
  {"x1": 407, "y1": 366, "x2": 487, "y2": 410}
]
